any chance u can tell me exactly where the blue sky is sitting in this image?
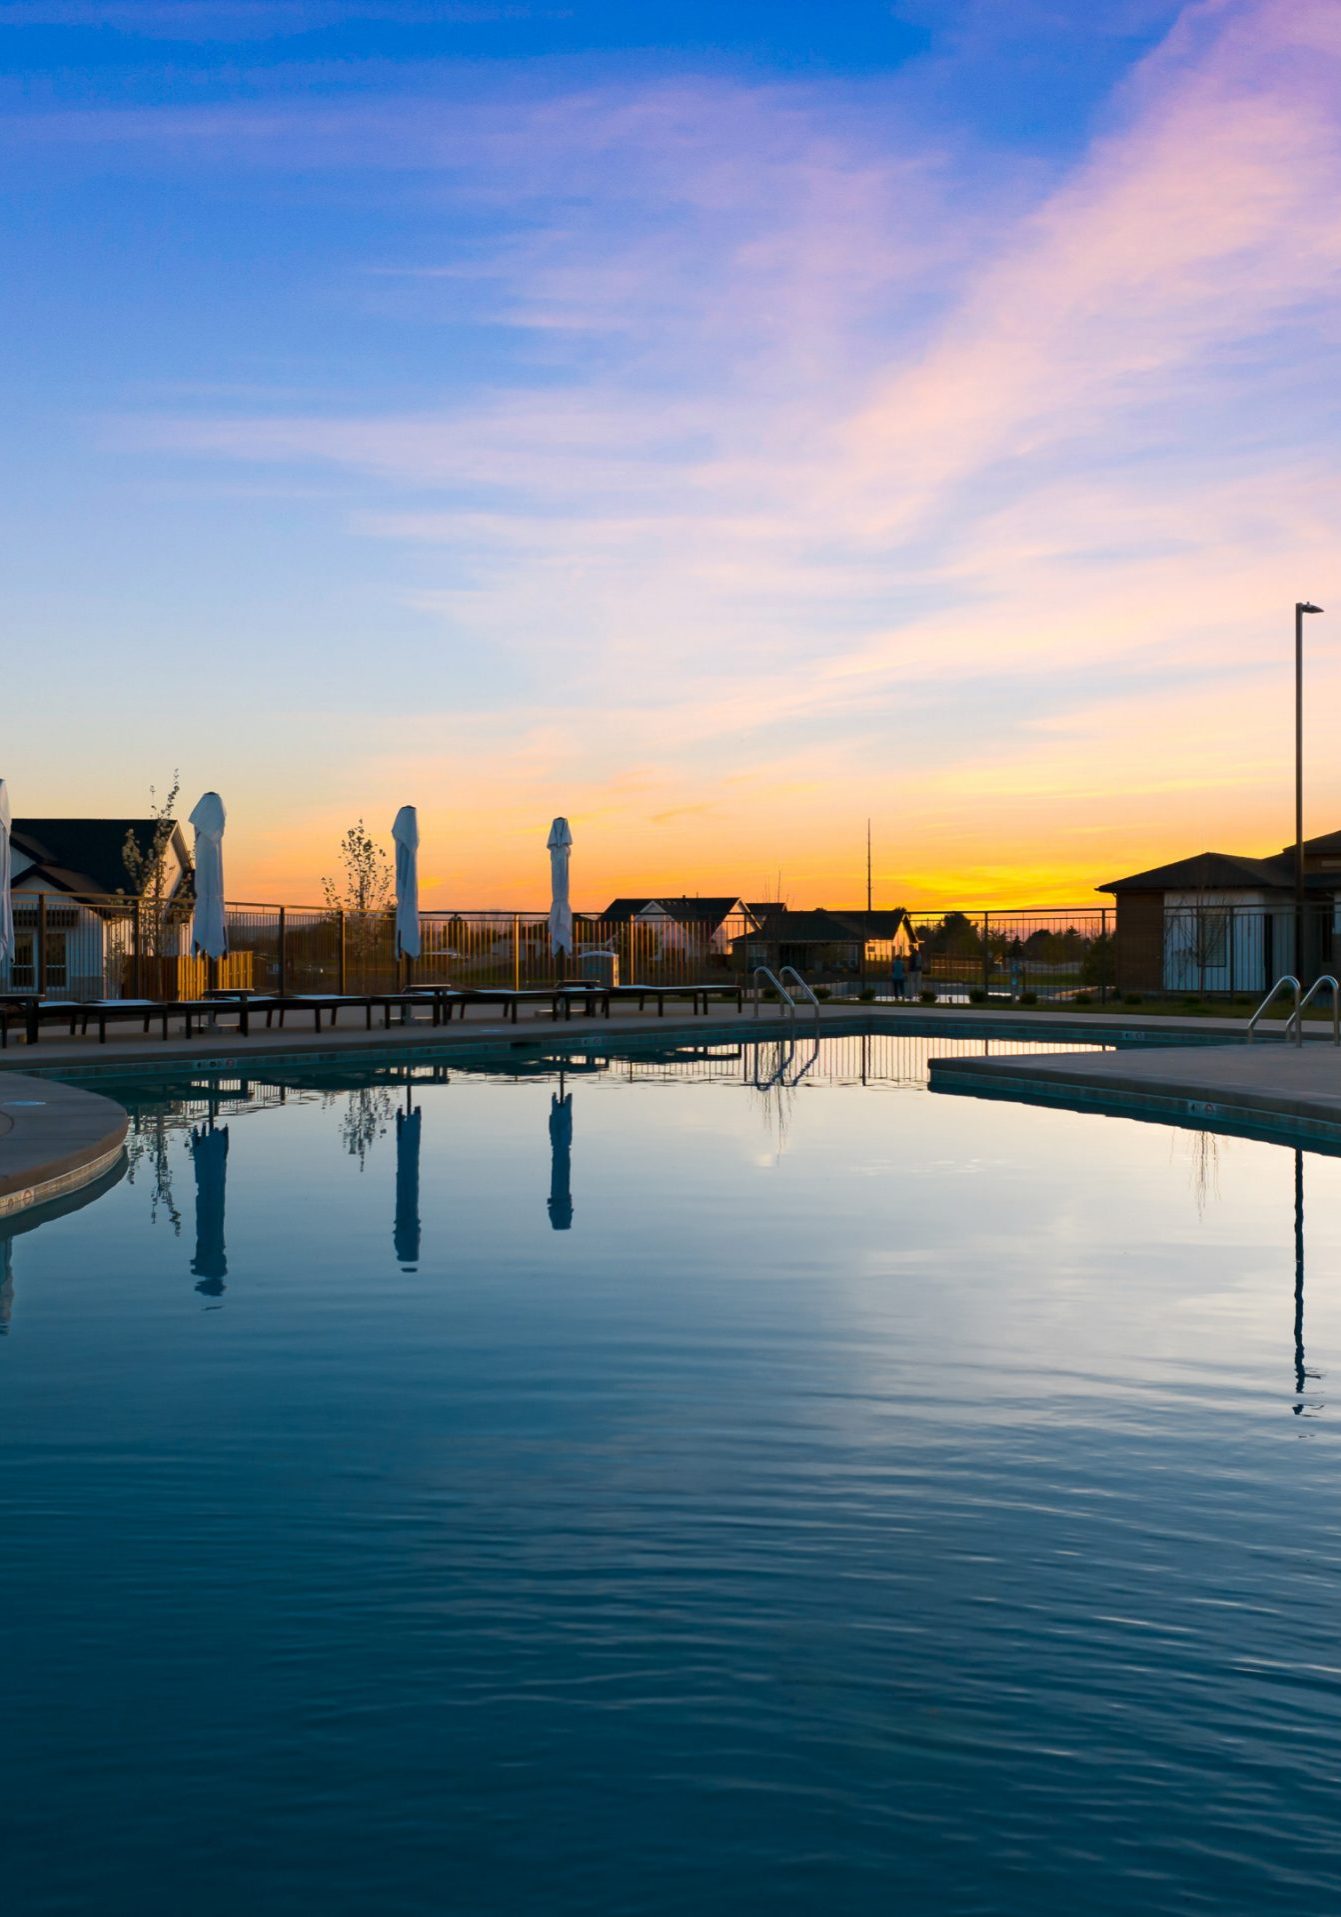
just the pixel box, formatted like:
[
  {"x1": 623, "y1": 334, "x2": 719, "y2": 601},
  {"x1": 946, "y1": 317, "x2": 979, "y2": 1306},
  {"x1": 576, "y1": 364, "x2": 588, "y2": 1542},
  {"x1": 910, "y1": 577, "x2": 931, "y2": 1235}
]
[{"x1": 2, "y1": 0, "x2": 1337, "y2": 904}]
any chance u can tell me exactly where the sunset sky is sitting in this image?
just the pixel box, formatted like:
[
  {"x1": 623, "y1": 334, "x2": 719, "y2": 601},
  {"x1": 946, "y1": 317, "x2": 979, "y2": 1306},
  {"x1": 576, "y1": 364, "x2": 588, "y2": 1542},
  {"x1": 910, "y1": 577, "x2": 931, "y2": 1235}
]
[{"x1": 3, "y1": 0, "x2": 1338, "y2": 907}]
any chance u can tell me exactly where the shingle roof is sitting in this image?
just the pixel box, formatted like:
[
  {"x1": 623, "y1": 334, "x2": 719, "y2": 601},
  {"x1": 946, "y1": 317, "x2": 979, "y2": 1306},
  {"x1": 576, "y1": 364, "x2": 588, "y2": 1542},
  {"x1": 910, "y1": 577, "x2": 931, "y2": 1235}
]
[
  {"x1": 730, "y1": 906, "x2": 911, "y2": 944},
  {"x1": 602, "y1": 896, "x2": 749, "y2": 926},
  {"x1": 1100, "y1": 851, "x2": 1291, "y2": 893},
  {"x1": 12, "y1": 818, "x2": 190, "y2": 898},
  {"x1": 1286, "y1": 830, "x2": 1341, "y2": 858}
]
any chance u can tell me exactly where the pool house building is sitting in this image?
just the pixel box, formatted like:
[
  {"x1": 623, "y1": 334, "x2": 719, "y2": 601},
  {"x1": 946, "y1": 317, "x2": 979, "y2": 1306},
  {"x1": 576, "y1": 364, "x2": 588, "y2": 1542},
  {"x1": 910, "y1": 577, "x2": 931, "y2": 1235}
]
[{"x1": 1101, "y1": 831, "x2": 1341, "y2": 994}]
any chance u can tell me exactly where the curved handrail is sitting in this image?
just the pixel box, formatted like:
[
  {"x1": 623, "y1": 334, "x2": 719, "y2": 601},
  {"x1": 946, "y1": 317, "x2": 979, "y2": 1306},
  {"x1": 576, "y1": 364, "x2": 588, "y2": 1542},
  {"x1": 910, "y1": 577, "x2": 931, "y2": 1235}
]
[
  {"x1": 778, "y1": 965, "x2": 822, "y2": 1031},
  {"x1": 1288, "y1": 973, "x2": 1341, "y2": 1047},
  {"x1": 752, "y1": 965, "x2": 795, "y2": 1020},
  {"x1": 1248, "y1": 975, "x2": 1300, "y2": 1043}
]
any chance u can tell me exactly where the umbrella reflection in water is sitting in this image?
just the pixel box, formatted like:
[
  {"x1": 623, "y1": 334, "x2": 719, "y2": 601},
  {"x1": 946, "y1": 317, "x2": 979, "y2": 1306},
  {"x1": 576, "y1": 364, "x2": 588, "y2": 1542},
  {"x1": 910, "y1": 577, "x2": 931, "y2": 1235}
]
[
  {"x1": 0, "y1": 1234, "x2": 13, "y2": 1334},
  {"x1": 548, "y1": 1075, "x2": 573, "y2": 1232},
  {"x1": 190, "y1": 1122, "x2": 229, "y2": 1296},
  {"x1": 395, "y1": 1087, "x2": 422, "y2": 1270}
]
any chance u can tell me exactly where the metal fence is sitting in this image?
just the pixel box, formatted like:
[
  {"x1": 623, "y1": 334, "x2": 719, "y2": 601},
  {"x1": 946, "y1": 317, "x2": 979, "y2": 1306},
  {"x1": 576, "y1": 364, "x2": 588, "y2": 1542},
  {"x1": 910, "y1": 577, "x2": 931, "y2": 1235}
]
[
  {"x1": 0, "y1": 898, "x2": 748, "y2": 1001},
  {"x1": 899, "y1": 908, "x2": 1114, "y2": 1004},
  {"x1": 1126, "y1": 900, "x2": 1334, "y2": 1000},
  {"x1": 7, "y1": 893, "x2": 1325, "y2": 1006}
]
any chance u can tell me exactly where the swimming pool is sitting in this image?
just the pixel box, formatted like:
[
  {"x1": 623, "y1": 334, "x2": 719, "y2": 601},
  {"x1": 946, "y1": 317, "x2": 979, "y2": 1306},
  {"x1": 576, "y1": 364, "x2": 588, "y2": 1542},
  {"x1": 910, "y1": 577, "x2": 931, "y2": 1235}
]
[{"x1": 5, "y1": 1028, "x2": 1340, "y2": 1914}]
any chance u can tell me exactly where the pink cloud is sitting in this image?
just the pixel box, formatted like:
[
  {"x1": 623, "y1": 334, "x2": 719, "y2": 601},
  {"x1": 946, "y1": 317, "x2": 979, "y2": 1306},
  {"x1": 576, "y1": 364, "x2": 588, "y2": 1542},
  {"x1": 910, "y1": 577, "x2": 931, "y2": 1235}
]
[{"x1": 66, "y1": 0, "x2": 1341, "y2": 896}]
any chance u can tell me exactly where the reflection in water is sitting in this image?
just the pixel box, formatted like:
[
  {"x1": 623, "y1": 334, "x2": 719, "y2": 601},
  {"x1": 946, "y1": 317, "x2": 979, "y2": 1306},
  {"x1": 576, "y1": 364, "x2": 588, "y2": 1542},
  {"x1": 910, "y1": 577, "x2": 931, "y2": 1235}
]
[
  {"x1": 0, "y1": 1235, "x2": 12, "y2": 1334},
  {"x1": 394, "y1": 1097, "x2": 422, "y2": 1270},
  {"x1": 1187, "y1": 1130, "x2": 1221, "y2": 1219},
  {"x1": 548, "y1": 1085, "x2": 573, "y2": 1231},
  {"x1": 339, "y1": 1085, "x2": 394, "y2": 1168},
  {"x1": 1293, "y1": 1147, "x2": 1324, "y2": 1414},
  {"x1": 189, "y1": 1124, "x2": 229, "y2": 1296},
  {"x1": 12, "y1": 1030, "x2": 1341, "y2": 1917},
  {"x1": 126, "y1": 1112, "x2": 183, "y2": 1235}
]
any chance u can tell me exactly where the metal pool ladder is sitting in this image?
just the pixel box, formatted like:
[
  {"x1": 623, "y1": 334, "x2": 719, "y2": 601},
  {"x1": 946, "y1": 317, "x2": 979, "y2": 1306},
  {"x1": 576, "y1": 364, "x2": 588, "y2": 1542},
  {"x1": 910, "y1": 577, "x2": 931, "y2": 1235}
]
[
  {"x1": 1289, "y1": 975, "x2": 1341, "y2": 1046},
  {"x1": 751, "y1": 965, "x2": 821, "y2": 1032},
  {"x1": 779, "y1": 966, "x2": 821, "y2": 1033},
  {"x1": 752, "y1": 965, "x2": 793, "y2": 1019},
  {"x1": 1248, "y1": 976, "x2": 1299, "y2": 1043}
]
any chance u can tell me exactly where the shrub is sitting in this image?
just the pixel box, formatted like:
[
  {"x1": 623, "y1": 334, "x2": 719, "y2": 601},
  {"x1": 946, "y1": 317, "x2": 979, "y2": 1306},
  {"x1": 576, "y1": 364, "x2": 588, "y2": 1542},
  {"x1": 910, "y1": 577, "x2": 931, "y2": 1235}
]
[
  {"x1": 859, "y1": 986, "x2": 877, "y2": 1002},
  {"x1": 1074, "y1": 991, "x2": 1093, "y2": 1006},
  {"x1": 1123, "y1": 992, "x2": 1143, "y2": 1006},
  {"x1": 969, "y1": 988, "x2": 987, "y2": 1004},
  {"x1": 920, "y1": 989, "x2": 937, "y2": 1004},
  {"x1": 1019, "y1": 991, "x2": 1038, "y2": 1006},
  {"x1": 814, "y1": 985, "x2": 831, "y2": 1001}
]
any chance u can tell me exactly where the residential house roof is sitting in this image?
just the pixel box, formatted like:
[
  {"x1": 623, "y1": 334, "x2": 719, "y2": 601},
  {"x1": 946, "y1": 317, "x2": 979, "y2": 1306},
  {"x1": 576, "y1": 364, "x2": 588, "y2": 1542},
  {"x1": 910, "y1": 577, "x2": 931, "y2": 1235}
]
[
  {"x1": 1099, "y1": 852, "x2": 1292, "y2": 894},
  {"x1": 602, "y1": 896, "x2": 753, "y2": 928},
  {"x1": 730, "y1": 906, "x2": 912, "y2": 945},
  {"x1": 12, "y1": 818, "x2": 191, "y2": 898}
]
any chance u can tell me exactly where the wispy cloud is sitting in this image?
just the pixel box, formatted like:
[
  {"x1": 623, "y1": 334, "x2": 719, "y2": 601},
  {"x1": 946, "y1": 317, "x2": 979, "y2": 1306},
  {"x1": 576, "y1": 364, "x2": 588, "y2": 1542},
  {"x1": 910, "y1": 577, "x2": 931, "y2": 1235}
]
[{"x1": 18, "y1": 0, "x2": 1341, "y2": 901}]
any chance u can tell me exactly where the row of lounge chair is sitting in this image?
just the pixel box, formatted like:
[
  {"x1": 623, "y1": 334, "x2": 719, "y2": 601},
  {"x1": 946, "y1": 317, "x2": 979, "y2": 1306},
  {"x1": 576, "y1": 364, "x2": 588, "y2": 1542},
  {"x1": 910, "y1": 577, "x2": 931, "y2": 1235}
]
[{"x1": 0, "y1": 981, "x2": 747, "y2": 1046}]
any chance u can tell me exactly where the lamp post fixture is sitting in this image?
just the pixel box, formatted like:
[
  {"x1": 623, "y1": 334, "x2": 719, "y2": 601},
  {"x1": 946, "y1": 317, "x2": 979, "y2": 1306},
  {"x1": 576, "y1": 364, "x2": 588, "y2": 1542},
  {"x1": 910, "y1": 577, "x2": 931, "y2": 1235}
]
[{"x1": 1296, "y1": 600, "x2": 1324, "y2": 982}]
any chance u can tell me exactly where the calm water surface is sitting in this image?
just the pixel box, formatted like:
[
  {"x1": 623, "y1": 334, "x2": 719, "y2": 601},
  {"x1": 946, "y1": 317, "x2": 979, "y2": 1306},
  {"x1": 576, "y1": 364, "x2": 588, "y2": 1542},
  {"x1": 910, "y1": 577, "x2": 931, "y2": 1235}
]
[{"x1": 4, "y1": 1030, "x2": 1341, "y2": 1915}]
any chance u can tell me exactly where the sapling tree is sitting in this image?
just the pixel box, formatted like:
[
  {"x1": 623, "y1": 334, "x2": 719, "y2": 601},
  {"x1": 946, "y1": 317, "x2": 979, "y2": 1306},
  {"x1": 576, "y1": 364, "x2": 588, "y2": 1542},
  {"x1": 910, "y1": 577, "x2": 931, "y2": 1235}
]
[
  {"x1": 122, "y1": 770, "x2": 184, "y2": 960},
  {"x1": 322, "y1": 820, "x2": 393, "y2": 983},
  {"x1": 322, "y1": 820, "x2": 392, "y2": 917}
]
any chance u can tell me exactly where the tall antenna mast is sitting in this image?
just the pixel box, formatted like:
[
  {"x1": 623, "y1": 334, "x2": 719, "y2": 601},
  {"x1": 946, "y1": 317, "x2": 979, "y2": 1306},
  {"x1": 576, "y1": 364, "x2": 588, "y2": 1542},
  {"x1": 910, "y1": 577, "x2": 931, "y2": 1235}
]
[{"x1": 866, "y1": 819, "x2": 873, "y2": 913}]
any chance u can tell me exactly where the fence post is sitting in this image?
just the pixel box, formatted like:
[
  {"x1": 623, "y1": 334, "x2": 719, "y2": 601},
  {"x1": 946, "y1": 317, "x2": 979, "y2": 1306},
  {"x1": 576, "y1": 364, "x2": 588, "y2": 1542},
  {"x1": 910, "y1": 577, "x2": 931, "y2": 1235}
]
[
  {"x1": 278, "y1": 906, "x2": 288, "y2": 997},
  {"x1": 981, "y1": 912, "x2": 991, "y2": 996},
  {"x1": 37, "y1": 891, "x2": 48, "y2": 997},
  {"x1": 1101, "y1": 907, "x2": 1110, "y2": 1005},
  {"x1": 338, "y1": 910, "x2": 347, "y2": 995},
  {"x1": 132, "y1": 898, "x2": 143, "y2": 999},
  {"x1": 513, "y1": 914, "x2": 521, "y2": 991}
]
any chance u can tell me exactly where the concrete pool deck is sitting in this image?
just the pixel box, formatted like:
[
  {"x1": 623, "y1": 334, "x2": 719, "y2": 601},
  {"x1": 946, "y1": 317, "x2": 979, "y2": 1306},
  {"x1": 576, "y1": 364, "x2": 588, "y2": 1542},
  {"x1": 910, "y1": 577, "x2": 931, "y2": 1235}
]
[
  {"x1": 1, "y1": 998, "x2": 1338, "y2": 1194},
  {"x1": 4, "y1": 994, "x2": 1338, "y2": 1155},
  {"x1": 0, "y1": 1074, "x2": 131, "y2": 1221},
  {"x1": 930, "y1": 1039, "x2": 1341, "y2": 1151},
  {"x1": 0, "y1": 996, "x2": 1279, "y2": 1080}
]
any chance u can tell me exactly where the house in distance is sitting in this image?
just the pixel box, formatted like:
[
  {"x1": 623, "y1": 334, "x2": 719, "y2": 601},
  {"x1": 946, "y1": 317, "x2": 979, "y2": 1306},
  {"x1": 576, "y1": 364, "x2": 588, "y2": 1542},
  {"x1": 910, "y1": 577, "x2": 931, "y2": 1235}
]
[{"x1": 4, "y1": 816, "x2": 194, "y2": 998}]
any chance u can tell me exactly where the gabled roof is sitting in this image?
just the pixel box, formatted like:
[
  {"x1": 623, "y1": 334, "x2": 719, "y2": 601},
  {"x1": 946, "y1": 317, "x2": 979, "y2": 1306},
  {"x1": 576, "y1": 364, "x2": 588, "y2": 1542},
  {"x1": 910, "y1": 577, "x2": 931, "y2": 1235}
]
[
  {"x1": 1099, "y1": 851, "x2": 1291, "y2": 894},
  {"x1": 1285, "y1": 829, "x2": 1341, "y2": 858},
  {"x1": 12, "y1": 818, "x2": 191, "y2": 899},
  {"x1": 602, "y1": 896, "x2": 752, "y2": 927},
  {"x1": 730, "y1": 906, "x2": 912, "y2": 944}
]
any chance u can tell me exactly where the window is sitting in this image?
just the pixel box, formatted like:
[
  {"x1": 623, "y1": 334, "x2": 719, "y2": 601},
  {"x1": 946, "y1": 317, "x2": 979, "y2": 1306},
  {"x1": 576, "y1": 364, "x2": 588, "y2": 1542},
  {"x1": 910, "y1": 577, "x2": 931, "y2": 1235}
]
[
  {"x1": 7, "y1": 929, "x2": 67, "y2": 990},
  {"x1": 11, "y1": 930, "x2": 34, "y2": 989}
]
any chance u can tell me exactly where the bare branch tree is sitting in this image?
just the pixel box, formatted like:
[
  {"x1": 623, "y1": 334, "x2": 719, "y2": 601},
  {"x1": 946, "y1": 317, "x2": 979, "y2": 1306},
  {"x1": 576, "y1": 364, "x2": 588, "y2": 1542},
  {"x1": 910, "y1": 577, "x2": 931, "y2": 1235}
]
[{"x1": 122, "y1": 770, "x2": 183, "y2": 960}]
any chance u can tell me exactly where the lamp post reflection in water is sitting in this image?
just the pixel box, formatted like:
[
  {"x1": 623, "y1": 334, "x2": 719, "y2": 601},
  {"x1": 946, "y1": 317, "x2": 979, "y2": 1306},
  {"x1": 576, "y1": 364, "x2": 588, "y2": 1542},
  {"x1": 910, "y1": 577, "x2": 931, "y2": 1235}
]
[
  {"x1": 394, "y1": 1086, "x2": 422, "y2": 1270},
  {"x1": 1292, "y1": 1147, "x2": 1323, "y2": 1414},
  {"x1": 548, "y1": 1074, "x2": 573, "y2": 1231},
  {"x1": 189, "y1": 1123, "x2": 229, "y2": 1297}
]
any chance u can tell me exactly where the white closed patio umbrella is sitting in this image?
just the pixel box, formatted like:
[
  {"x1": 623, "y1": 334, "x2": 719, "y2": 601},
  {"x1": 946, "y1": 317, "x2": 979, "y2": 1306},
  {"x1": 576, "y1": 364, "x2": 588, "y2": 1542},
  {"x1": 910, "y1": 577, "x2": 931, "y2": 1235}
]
[
  {"x1": 547, "y1": 816, "x2": 573, "y2": 960},
  {"x1": 188, "y1": 790, "x2": 227, "y2": 961},
  {"x1": 0, "y1": 779, "x2": 13, "y2": 970},
  {"x1": 393, "y1": 805, "x2": 421, "y2": 965}
]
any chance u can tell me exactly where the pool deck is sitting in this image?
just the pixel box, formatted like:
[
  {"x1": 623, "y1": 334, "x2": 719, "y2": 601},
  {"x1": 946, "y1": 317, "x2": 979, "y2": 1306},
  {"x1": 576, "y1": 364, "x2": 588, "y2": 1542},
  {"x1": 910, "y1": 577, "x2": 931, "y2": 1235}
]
[
  {"x1": 0, "y1": 1074, "x2": 131, "y2": 1220},
  {"x1": 0, "y1": 996, "x2": 1271, "y2": 1080},
  {"x1": 5, "y1": 995, "x2": 1339, "y2": 1155},
  {"x1": 931, "y1": 1038, "x2": 1341, "y2": 1150}
]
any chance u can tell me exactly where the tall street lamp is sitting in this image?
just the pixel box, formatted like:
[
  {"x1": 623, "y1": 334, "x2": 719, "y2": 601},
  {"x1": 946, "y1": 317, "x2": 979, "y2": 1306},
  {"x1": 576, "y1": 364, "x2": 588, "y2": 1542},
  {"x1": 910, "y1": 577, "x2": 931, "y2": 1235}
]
[{"x1": 1296, "y1": 600, "x2": 1324, "y2": 981}]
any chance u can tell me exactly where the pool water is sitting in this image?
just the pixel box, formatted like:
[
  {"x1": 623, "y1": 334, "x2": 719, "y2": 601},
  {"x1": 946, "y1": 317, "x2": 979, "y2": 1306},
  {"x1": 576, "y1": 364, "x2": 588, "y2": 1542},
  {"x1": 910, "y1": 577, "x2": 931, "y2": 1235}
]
[{"x1": 5, "y1": 1030, "x2": 1341, "y2": 1915}]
